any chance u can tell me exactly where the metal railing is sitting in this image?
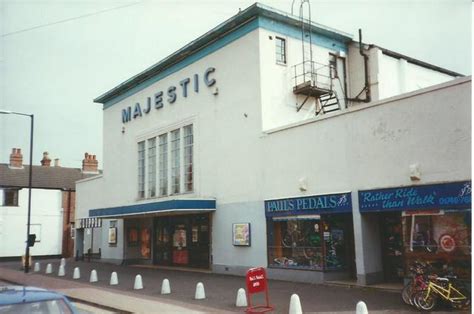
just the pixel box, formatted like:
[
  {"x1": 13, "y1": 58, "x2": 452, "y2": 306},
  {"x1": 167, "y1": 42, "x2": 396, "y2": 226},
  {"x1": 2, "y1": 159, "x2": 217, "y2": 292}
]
[{"x1": 292, "y1": 60, "x2": 334, "y2": 91}]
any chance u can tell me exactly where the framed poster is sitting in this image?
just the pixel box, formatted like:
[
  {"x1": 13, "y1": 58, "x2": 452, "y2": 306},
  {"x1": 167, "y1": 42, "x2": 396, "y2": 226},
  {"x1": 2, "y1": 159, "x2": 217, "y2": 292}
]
[
  {"x1": 140, "y1": 228, "x2": 151, "y2": 258},
  {"x1": 108, "y1": 227, "x2": 117, "y2": 244},
  {"x1": 233, "y1": 223, "x2": 251, "y2": 246}
]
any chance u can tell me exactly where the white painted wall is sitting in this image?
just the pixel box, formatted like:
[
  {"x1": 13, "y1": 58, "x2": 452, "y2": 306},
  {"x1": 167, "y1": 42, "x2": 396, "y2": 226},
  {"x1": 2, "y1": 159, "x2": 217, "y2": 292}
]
[
  {"x1": 0, "y1": 188, "x2": 63, "y2": 257},
  {"x1": 377, "y1": 50, "x2": 455, "y2": 99},
  {"x1": 261, "y1": 77, "x2": 471, "y2": 276},
  {"x1": 259, "y1": 28, "x2": 347, "y2": 131}
]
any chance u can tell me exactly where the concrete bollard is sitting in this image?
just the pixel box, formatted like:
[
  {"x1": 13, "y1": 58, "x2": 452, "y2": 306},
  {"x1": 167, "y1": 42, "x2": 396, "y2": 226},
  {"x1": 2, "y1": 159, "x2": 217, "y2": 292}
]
[
  {"x1": 356, "y1": 301, "x2": 368, "y2": 314},
  {"x1": 45, "y1": 263, "x2": 53, "y2": 274},
  {"x1": 90, "y1": 269, "x2": 98, "y2": 283},
  {"x1": 60, "y1": 258, "x2": 66, "y2": 267},
  {"x1": 73, "y1": 267, "x2": 80, "y2": 279},
  {"x1": 235, "y1": 288, "x2": 248, "y2": 307},
  {"x1": 289, "y1": 294, "x2": 303, "y2": 314},
  {"x1": 58, "y1": 265, "x2": 65, "y2": 277},
  {"x1": 134, "y1": 274, "x2": 143, "y2": 290},
  {"x1": 161, "y1": 278, "x2": 171, "y2": 294},
  {"x1": 33, "y1": 262, "x2": 40, "y2": 272},
  {"x1": 110, "y1": 272, "x2": 118, "y2": 285},
  {"x1": 195, "y1": 282, "x2": 206, "y2": 300}
]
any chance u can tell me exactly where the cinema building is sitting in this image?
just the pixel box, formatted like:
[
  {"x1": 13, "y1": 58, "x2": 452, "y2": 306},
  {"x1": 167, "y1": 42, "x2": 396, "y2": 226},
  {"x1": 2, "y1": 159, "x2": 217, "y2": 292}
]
[{"x1": 75, "y1": 3, "x2": 471, "y2": 284}]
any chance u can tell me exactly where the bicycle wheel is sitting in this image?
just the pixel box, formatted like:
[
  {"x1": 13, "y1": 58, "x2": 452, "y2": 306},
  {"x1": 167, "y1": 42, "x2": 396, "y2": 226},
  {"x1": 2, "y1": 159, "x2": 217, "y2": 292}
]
[
  {"x1": 414, "y1": 291, "x2": 437, "y2": 311},
  {"x1": 401, "y1": 281, "x2": 413, "y2": 305},
  {"x1": 282, "y1": 233, "x2": 292, "y2": 248}
]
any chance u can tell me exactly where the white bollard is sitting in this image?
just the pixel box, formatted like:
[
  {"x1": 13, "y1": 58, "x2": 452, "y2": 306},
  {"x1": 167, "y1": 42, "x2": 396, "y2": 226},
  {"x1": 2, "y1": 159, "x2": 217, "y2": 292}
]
[
  {"x1": 73, "y1": 267, "x2": 80, "y2": 279},
  {"x1": 58, "y1": 265, "x2": 65, "y2": 277},
  {"x1": 161, "y1": 278, "x2": 171, "y2": 294},
  {"x1": 45, "y1": 263, "x2": 53, "y2": 274},
  {"x1": 110, "y1": 272, "x2": 118, "y2": 285},
  {"x1": 195, "y1": 282, "x2": 206, "y2": 300},
  {"x1": 33, "y1": 262, "x2": 40, "y2": 272},
  {"x1": 356, "y1": 301, "x2": 368, "y2": 314},
  {"x1": 134, "y1": 274, "x2": 143, "y2": 290},
  {"x1": 90, "y1": 269, "x2": 98, "y2": 283},
  {"x1": 60, "y1": 258, "x2": 66, "y2": 267},
  {"x1": 235, "y1": 288, "x2": 248, "y2": 307},
  {"x1": 289, "y1": 294, "x2": 303, "y2": 314}
]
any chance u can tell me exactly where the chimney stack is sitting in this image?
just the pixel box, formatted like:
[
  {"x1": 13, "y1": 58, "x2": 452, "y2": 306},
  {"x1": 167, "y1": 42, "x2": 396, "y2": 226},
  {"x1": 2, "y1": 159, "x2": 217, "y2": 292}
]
[
  {"x1": 54, "y1": 158, "x2": 60, "y2": 167},
  {"x1": 40, "y1": 152, "x2": 51, "y2": 167},
  {"x1": 9, "y1": 148, "x2": 23, "y2": 168},
  {"x1": 82, "y1": 152, "x2": 99, "y2": 173}
]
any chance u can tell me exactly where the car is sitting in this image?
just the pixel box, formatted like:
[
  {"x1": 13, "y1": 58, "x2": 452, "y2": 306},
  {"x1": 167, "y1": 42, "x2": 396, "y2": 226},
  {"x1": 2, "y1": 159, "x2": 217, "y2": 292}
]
[{"x1": 0, "y1": 285, "x2": 78, "y2": 314}]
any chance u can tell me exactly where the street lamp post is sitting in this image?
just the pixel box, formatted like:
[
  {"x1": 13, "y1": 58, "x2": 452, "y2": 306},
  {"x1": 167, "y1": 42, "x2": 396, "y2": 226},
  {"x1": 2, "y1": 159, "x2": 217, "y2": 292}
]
[{"x1": 0, "y1": 110, "x2": 34, "y2": 273}]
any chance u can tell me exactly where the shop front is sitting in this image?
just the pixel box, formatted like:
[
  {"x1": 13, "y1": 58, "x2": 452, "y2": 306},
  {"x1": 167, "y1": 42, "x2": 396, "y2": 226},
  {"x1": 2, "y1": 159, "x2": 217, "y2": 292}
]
[
  {"x1": 265, "y1": 192, "x2": 355, "y2": 277},
  {"x1": 359, "y1": 181, "x2": 471, "y2": 281}
]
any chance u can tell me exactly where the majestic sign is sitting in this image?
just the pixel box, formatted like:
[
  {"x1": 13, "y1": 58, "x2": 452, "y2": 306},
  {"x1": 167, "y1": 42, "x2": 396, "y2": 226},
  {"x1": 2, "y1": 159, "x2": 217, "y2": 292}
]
[
  {"x1": 264, "y1": 192, "x2": 352, "y2": 217},
  {"x1": 121, "y1": 67, "x2": 216, "y2": 124},
  {"x1": 359, "y1": 181, "x2": 471, "y2": 213}
]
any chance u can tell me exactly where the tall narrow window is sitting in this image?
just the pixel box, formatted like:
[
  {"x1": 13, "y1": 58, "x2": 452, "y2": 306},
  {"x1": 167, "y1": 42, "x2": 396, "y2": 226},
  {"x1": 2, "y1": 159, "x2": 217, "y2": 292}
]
[
  {"x1": 148, "y1": 137, "x2": 156, "y2": 197},
  {"x1": 158, "y1": 134, "x2": 168, "y2": 196},
  {"x1": 138, "y1": 141, "x2": 145, "y2": 199},
  {"x1": 183, "y1": 125, "x2": 193, "y2": 192},
  {"x1": 275, "y1": 37, "x2": 286, "y2": 64},
  {"x1": 170, "y1": 129, "x2": 180, "y2": 194}
]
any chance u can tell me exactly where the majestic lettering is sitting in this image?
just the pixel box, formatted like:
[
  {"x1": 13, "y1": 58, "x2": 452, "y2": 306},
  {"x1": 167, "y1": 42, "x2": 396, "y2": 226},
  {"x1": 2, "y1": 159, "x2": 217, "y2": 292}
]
[{"x1": 120, "y1": 67, "x2": 218, "y2": 124}]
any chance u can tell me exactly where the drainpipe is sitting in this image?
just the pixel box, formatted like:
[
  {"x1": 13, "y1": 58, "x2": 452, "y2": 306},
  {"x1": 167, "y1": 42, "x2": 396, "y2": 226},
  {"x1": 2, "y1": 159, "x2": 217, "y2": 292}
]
[
  {"x1": 348, "y1": 29, "x2": 372, "y2": 103},
  {"x1": 65, "y1": 190, "x2": 72, "y2": 257}
]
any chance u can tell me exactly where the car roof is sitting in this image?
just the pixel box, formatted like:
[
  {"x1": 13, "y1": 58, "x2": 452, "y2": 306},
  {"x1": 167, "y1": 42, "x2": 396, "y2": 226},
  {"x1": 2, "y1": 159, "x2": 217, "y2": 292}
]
[{"x1": 0, "y1": 286, "x2": 68, "y2": 305}]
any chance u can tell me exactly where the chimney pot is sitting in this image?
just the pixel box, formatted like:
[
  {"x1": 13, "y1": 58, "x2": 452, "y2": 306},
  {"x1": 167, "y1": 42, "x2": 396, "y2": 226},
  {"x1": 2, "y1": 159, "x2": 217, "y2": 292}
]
[
  {"x1": 82, "y1": 152, "x2": 99, "y2": 173},
  {"x1": 40, "y1": 151, "x2": 51, "y2": 167},
  {"x1": 54, "y1": 158, "x2": 60, "y2": 167},
  {"x1": 9, "y1": 147, "x2": 23, "y2": 168}
]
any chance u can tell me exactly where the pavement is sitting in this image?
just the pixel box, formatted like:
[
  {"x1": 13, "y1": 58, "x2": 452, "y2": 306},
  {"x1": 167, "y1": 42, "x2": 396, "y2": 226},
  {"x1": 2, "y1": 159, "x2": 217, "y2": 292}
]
[{"x1": 0, "y1": 259, "x2": 465, "y2": 313}]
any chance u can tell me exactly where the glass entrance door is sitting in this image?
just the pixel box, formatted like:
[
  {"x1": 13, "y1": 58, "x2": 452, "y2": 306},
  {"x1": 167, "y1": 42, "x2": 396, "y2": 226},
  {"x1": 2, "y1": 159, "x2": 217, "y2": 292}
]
[{"x1": 154, "y1": 217, "x2": 172, "y2": 265}]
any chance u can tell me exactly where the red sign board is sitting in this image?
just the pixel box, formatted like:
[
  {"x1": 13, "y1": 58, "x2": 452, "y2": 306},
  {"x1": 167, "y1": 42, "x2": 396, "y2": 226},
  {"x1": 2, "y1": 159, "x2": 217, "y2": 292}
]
[
  {"x1": 246, "y1": 267, "x2": 267, "y2": 294},
  {"x1": 245, "y1": 267, "x2": 273, "y2": 313}
]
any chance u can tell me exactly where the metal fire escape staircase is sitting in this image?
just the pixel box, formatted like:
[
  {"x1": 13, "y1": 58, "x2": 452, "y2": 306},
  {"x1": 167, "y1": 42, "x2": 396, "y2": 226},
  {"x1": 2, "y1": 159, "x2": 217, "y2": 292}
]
[{"x1": 292, "y1": 0, "x2": 341, "y2": 116}]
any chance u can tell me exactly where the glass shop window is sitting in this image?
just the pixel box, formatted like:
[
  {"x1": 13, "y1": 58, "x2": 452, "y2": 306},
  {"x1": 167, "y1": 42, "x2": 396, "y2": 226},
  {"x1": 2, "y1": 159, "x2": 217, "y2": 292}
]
[
  {"x1": 403, "y1": 212, "x2": 471, "y2": 279},
  {"x1": 267, "y1": 217, "x2": 346, "y2": 271}
]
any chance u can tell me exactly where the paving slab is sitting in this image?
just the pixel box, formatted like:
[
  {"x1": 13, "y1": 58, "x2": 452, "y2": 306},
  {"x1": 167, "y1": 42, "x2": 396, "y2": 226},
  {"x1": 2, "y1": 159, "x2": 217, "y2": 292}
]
[{"x1": 0, "y1": 259, "x2": 465, "y2": 313}]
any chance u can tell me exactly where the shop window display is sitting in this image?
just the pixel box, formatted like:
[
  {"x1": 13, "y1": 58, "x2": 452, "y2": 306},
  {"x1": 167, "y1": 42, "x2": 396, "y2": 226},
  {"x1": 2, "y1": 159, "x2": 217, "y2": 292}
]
[
  {"x1": 403, "y1": 212, "x2": 471, "y2": 279},
  {"x1": 267, "y1": 215, "x2": 349, "y2": 271}
]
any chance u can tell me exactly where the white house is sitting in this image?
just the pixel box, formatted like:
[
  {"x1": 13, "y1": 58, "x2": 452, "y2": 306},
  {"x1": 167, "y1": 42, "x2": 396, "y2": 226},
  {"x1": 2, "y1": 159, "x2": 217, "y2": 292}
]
[
  {"x1": 75, "y1": 3, "x2": 470, "y2": 284},
  {"x1": 0, "y1": 149, "x2": 98, "y2": 260}
]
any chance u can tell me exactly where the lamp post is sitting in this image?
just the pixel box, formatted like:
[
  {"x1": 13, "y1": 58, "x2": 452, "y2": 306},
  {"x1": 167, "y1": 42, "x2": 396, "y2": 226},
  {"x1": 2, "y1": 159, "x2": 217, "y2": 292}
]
[{"x1": 0, "y1": 109, "x2": 34, "y2": 273}]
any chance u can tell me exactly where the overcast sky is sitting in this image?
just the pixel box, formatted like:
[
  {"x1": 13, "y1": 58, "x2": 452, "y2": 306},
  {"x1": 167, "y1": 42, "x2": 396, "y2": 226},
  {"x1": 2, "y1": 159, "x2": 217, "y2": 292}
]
[{"x1": 0, "y1": 0, "x2": 471, "y2": 168}]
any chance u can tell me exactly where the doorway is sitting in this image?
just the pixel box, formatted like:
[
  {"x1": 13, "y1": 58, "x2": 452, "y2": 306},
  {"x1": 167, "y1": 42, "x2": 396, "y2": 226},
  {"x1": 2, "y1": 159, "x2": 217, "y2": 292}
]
[{"x1": 380, "y1": 212, "x2": 404, "y2": 282}]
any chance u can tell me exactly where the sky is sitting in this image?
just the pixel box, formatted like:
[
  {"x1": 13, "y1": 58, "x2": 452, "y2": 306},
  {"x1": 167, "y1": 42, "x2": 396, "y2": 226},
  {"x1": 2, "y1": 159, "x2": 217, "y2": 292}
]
[{"x1": 0, "y1": 0, "x2": 471, "y2": 168}]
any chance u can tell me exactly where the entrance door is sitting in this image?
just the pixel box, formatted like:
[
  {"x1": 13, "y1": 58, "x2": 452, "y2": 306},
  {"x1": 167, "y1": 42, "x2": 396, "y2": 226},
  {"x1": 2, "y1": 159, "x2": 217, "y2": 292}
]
[
  {"x1": 380, "y1": 213, "x2": 404, "y2": 282},
  {"x1": 188, "y1": 215, "x2": 210, "y2": 268},
  {"x1": 154, "y1": 218, "x2": 172, "y2": 265}
]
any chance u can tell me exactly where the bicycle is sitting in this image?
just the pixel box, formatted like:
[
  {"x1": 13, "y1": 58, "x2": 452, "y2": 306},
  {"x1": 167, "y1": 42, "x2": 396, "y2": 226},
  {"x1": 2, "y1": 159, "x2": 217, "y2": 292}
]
[
  {"x1": 414, "y1": 275, "x2": 470, "y2": 311},
  {"x1": 401, "y1": 261, "x2": 430, "y2": 306}
]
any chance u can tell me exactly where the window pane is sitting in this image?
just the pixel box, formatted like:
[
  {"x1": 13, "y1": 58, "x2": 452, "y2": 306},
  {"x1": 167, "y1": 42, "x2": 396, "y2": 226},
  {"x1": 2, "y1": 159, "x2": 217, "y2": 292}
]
[
  {"x1": 1, "y1": 189, "x2": 19, "y2": 206},
  {"x1": 183, "y1": 125, "x2": 193, "y2": 192},
  {"x1": 171, "y1": 129, "x2": 180, "y2": 194},
  {"x1": 138, "y1": 141, "x2": 145, "y2": 199},
  {"x1": 148, "y1": 138, "x2": 156, "y2": 197},
  {"x1": 159, "y1": 134, "x2": 168, "y2": 196},
  {"x1": 276, "y1": 37, "x2": 286, "y2": 64}
]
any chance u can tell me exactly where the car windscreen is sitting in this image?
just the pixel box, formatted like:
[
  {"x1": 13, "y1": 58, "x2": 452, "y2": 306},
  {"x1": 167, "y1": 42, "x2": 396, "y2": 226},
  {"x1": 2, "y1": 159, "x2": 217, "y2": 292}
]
[{"x1": 0, "y1": 299, "x2": 73, "y2": 314}]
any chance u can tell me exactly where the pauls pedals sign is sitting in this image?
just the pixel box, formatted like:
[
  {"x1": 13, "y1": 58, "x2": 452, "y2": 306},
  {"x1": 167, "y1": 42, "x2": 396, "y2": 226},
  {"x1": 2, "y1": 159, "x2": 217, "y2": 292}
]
[{"x1": 121, "y1": 67, "x2": 216, "y2": 124}]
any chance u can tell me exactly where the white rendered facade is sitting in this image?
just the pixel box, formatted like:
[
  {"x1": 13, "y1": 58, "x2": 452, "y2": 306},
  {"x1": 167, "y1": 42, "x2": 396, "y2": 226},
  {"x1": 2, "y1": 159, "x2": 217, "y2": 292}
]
[
  {"x1": 76, "y1": 4, "x2": 469, "y2": 284},
  {"x1": 0, "y1": 188, "x2": 63, "y2": 257}
]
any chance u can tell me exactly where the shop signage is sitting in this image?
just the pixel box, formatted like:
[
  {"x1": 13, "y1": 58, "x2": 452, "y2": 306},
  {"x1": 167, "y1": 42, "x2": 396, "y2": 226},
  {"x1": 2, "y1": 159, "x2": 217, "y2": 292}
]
[
  {"x1": 246, "y1": 267, "x2": 267, "y2": 294},
  {"x1": 264, "y1": 192, "x2": 352, "y2": 217},
  {"x1": 121, "y1": 67, "x2": 216, "y2": 124},
  {"x1": 359, "y1": 181, "x2": 471, "y2": 213}
]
